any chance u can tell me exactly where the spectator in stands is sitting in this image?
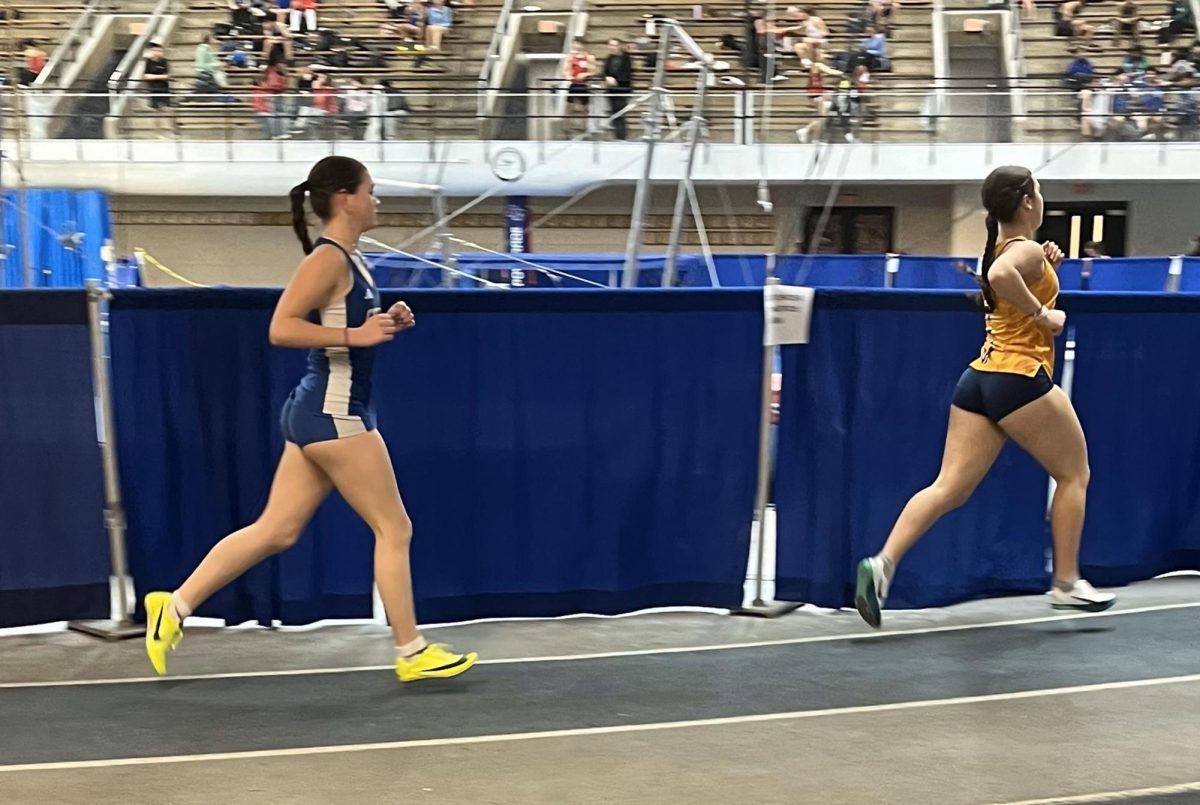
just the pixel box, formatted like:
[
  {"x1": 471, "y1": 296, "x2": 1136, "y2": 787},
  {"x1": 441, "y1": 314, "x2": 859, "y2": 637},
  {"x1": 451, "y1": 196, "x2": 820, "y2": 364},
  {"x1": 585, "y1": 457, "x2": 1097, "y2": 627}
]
[
  {"x1": 861, "y1": 25, "x2": 889, "y2": 71},
  {"x1": 1174, "y1": 77, "x2": 1199, "y2": 139},
  {"x1": 1159, "y1": 0, "x2": 1194, "y2": 45},
  {"x1": 195, "y1": 32, "x2": 226, "y2": 92},
  {"x1": 253, "y1": 63, "x2": 289, "y2": 139},
  {"x1": 563, "y1": 38, "x2": 596, "y2": 135},
  {"x1": 291, "y1": 0, "x2": 318, "y2": 34},
  {"x1": 143, "y1": 42, "x2": 173, "y2": 137},
  {"x1": 1137, "y1": 68, "x2": 1167, "y2": 137},
  {"x1": 229, "y1": 0, "x2": 267, "y2": 35},
  {"x1": 1078, "y1": 74, "x2": 1108, "y2": 138},
  {"x1": 19, "y1": 40, "x2": 46, "y2": 87},
  {"x1": 424, "y1": 0, "x2": 453, "y2": 51},
  {"x1": 1114, "y1": 0, "x2": 1141, "y2": 46},
  {"x1": 852, "y1": 62, "x2": 876, "y2": 122},
  {"x1": 1055, "y1": 0, "x2": 1096, "y2": 47},
  {"x1": 1063, "y1": 46, "x2": 1096, "y2": 89},
  {"x1": 262, "y1": 20, "x2": 293, "y2": 66},
  {"x1": 871, "y1": 0, "x2": 898, "y2": 32},
  {"x1": 1164, "y1": 46, "x2": 1196, "y2": 81},
  {"x1": 271, "y1": 0, "x2": 290, "y2": 25},
  {"x1": 1121, "y1": 44, "x2": 1149, "y2": 74},
  {"x1": 602, "y1": 38, "x2": 634, "y2": 140},
  {"x1": 1186, "y1": 232, "x2": 1200, "y2": 256},
  {"x1": 795, "y1": 60, "x2": 841, "y2": 142},
  {"x1": 293, "y1": 70, "x2": 334, "y2": 137},
  {"x1": 341, "y1": 77, "x2": 372, "y2": 138},
  {"x1": 381, "y1": 1, "x2": 426, "y2": 47},
  {"x1": 374, "y1": 78, "x2": 412, "y2": 140},
  {"x1": 786, "y1": 7, "x2": 829, "y2": 69}
]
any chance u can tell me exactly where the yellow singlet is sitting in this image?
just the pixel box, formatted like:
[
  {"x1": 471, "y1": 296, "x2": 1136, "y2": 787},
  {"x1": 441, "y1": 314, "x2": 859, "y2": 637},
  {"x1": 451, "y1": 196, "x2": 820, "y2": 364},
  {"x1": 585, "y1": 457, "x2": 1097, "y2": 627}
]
[{"x1": 969, "y1": 236, "x2": 1059, "y2": 378}]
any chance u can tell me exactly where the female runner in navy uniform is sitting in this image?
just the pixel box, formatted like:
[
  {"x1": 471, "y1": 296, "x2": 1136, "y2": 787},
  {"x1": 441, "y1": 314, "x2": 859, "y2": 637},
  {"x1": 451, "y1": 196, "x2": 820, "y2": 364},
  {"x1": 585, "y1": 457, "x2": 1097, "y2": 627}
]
[{"x1": 144, "y1": 156, "x2": 476, "y2": 682}]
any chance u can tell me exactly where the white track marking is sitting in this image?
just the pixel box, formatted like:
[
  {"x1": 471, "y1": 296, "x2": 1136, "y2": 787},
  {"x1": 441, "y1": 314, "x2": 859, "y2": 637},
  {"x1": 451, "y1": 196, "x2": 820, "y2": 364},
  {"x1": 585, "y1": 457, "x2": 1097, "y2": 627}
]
[
  {"x1": 1, "y1": 673, "x2": 1199, "y2": 774},
  {"x1": 1, "y1": 600, "x2": 1196, "y2": 690},
  {"x1": 990, "y1": 779, "x2": 1200, "y2": 804}
]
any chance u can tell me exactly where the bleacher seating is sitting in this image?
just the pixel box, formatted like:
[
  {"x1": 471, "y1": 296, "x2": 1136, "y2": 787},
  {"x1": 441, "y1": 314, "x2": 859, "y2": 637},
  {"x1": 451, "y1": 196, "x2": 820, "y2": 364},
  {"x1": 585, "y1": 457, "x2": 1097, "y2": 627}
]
[
  {"x1": 6, "y1": 0, "x2": 1195, "y2": 143},
  {"x1": 125, "y1": 0, "x2": 501, "y2": 139},
  {"x1": 583, "y1": 0, "x2": 936, "y2": 142},
  {"x1": 1020, "y1": 0, "x2": 1198, "y2": 142}
]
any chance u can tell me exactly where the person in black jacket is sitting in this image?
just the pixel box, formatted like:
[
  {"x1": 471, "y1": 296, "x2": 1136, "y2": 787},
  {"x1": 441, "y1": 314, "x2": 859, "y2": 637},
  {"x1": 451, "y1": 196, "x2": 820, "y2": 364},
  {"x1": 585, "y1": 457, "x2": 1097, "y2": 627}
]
[{"x1": 602, "y1": 38, "x2": 633, "y2": 140}]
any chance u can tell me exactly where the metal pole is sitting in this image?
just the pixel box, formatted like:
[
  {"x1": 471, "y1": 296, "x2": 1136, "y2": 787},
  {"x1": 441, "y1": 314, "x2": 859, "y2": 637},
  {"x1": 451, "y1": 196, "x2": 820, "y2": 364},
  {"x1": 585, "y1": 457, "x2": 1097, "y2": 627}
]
[
  {"x1": 433, "y1": 192, "x2": 454, "y2": 287},
  {"x1": 662, "y1": 66, "x2": 710, "y2": 287},
  {"x1": 621, "y1": 27, "x2": 673, "y2": 288},
  {"x1": 69, "y1": 280, "x2": 142, "y2": 640},
  {"x1": 18, "y1": 185, "x2": 31, "y2": 287},
  {"x1": 733, "y1": 256, "x2": 799, "y2": 618}
]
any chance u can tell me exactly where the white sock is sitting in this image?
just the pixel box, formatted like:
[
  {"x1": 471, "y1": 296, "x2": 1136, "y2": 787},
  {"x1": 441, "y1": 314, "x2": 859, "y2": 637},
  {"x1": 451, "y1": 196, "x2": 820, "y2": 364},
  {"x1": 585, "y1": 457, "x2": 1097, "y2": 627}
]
[
  {"x1": 169, "y1": 591, "x2": 193, "y2": 624},
  {"x1": 397, "y1": 635, "x2": 428, "y2": 659}
]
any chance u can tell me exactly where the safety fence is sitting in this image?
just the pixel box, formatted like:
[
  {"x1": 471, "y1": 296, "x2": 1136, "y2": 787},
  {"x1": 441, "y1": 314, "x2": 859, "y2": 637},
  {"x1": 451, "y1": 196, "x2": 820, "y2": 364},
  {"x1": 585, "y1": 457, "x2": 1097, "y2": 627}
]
[{"x1": 1, "y1": 287, "x2": 1198, "y2": 628}]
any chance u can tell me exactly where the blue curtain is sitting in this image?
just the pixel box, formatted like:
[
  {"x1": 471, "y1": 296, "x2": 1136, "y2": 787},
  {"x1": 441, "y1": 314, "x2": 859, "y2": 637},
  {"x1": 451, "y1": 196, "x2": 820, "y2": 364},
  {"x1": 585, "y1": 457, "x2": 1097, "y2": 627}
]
[
  {"x1": 0, "y1": 190, "x2": 112, "y2": 289},
  {"x1": 774, "y1": 290, "x2": 1051, "y2": 609},
  {"x1": 110, "y1": 288, "x2": 761, "y2": 625},
  {"x1": 0, "y1": 291, "x2": 110, "y2": 626},
  {"x1": 893, "y1": 256, "x2": 980, "y2": 290},
  {"x1": 1088, "y1": 258, "x2": 1173, "y2": 292},
  {"x1": 1065, "y1": 293, "x2": 1200, "y2": 583},
  {"x1": 1180, "y1": 258, "x2": 1200, "y2": 292}
]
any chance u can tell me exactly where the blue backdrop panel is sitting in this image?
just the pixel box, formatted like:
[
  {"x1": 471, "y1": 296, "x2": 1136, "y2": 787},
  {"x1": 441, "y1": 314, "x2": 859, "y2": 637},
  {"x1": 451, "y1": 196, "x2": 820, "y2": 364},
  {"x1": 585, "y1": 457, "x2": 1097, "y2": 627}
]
[
  {"x1": 1063, "y1": 293, "x2": 1200, "y2": 583},
  {"x1": 368, "y1": 252, "x2": 709, "y2": 288},
  {"x1": 1088, "y1": 258, "x2": 1173, "y2": 292},
  {"x1": 774, "y1": 291, "x2": 1051, "y2": 610},
  {"x1": 711, "y1": 255, "x2": 887, "y2": 287},
  {"x1": 0, "y1": 291, "x2": 109, "y2": 626},
  {"x1": 0, "y1": 190, "x2": 112, "y2": 289},
  {"x1": 1180, "y1": 258, "x2": 1200, "y2": 292},
  {"x1": 893, "y1": 256, "x2": 980, "y2": 290},
  {"x1": 111, "y1": 288, "x2": 760, "y2": 625},
  {"x1": 1056, "y1": 260, "x2": 1085, "y2": 291}
]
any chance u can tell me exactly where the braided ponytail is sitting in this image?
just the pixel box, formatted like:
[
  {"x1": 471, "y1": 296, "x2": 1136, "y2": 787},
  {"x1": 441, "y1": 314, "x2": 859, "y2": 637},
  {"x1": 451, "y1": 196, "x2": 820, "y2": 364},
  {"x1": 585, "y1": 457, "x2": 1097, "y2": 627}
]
[{"x1": 976, "y1": 214, "x2": 1000, "y2": 313}]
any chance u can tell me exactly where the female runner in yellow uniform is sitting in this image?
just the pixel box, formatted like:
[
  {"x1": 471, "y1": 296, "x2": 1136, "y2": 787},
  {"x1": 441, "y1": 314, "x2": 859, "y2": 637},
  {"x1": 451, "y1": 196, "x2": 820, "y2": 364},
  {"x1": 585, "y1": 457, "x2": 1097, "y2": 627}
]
[{"x1": 854, "y1": 165, "x2": 1115, "y2": 628}]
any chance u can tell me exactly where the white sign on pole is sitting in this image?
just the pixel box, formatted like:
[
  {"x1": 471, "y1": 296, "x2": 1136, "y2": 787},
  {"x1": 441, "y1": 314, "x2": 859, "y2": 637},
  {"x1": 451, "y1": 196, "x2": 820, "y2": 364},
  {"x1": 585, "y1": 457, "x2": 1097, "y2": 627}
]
[{"x1": 763, "y1": 284, "x2": 815, "y2": 346}]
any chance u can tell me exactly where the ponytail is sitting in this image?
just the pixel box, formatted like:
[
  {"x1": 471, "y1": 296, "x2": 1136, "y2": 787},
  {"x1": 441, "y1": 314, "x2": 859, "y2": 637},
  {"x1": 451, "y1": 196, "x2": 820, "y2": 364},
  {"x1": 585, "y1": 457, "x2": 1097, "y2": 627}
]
[
  {"x1": 287, "y1": 156, "x2": 367, "y2": 255},
  {"x1": 290, "y1": 181, "x2": 313, "y2": 255},
  {"x1": 975, "y1": 214, "x2": 999, "y2": 313}
]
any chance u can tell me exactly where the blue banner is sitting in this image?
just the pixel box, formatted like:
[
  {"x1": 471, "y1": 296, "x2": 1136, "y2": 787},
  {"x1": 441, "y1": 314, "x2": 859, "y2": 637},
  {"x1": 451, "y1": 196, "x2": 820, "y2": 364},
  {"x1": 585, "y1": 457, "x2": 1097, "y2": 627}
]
[{"x1": 504, "y1": 196, "x2": 530, "y2": 256}]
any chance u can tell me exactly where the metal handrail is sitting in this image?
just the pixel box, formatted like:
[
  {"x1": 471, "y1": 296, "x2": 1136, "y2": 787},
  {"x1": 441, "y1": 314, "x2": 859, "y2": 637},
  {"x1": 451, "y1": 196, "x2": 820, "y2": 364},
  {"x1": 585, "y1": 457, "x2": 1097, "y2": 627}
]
[
  {"x1": 477, "y1": 0, "x2": 516, "y2": 116},
  {"x1": 107, "y1": 0, "x2": 174, "y2": 95},
  {"x1": 106, "y1": 0, "x2": 178, "y2": 134},
  {"x1": 32, "y1": 0, "x2": 108, "y2": 90}
]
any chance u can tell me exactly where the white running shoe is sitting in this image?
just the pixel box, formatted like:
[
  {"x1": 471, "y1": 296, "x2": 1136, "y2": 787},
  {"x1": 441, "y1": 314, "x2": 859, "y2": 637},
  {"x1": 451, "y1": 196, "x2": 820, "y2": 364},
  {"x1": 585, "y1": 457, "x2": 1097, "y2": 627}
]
[
  {"x1": 1048, "y1": 579, "x2": 1116, "y2": 613},
  {"x1": 854, "y1": 555, "x2": 892, "y2": 628}
]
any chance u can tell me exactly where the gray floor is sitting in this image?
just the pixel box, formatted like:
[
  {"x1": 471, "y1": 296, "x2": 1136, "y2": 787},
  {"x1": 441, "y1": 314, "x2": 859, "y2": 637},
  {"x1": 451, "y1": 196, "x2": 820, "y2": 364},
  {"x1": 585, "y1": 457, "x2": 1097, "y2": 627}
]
[{"x1": 1, "y1": 576, "x2": 1199, "y2": 805}]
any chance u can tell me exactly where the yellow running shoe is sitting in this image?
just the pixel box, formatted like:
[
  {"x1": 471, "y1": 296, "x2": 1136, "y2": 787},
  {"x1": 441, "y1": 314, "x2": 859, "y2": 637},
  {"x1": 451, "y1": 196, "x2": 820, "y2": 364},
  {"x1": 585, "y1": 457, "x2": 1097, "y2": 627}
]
[
  {"x1": 144, "y1": 591, "x2": 183, "y2": 676},
  {"x1": 395, "y1": 643, "x2": 477, "y2": 683}
]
